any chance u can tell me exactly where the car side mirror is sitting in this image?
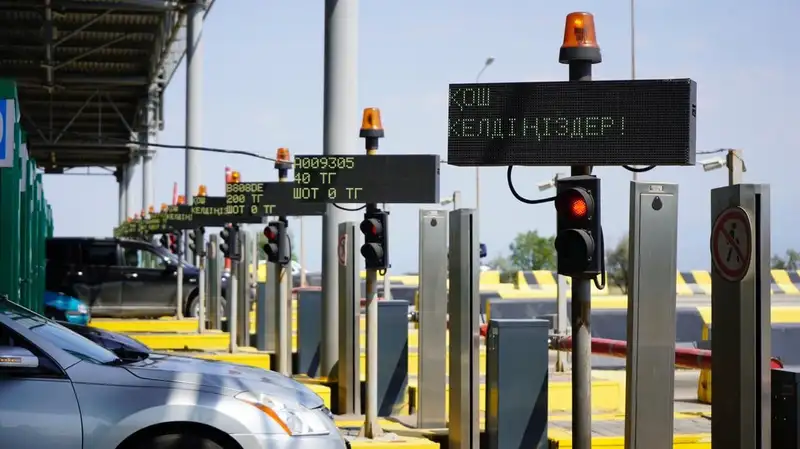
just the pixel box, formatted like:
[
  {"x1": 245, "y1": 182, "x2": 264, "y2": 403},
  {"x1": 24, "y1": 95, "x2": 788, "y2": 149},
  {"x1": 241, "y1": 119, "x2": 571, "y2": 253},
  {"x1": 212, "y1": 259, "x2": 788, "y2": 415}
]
[
  {"x1": 164, "y1": 263, "x2": 177, "y2": 273},
  {"x1": 0, "y1": 346, "x2": 39, "y2": 369}
]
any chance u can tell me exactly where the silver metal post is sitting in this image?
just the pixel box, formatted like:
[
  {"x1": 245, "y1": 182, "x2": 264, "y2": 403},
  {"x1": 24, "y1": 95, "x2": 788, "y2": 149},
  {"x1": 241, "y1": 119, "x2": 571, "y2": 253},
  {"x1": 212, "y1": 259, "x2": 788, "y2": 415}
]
[
  {"x1": 417, "y1": 209, "x2": 448, "y2": 429},
  {"x1": 710, "y1": 184, "x2": 771, "y2": 449},
  {"x1": 555, "y1": 273, "x2": 569, "y2": 372},
  {"x1": 141, "y1": 95, "x2": 156, "y2": 212},
  {"x1": 238, "y1": 232, "x2": 250, "y2": 346},
  {"x1": 299, "y1": 217, "x2": 307, "y2": 286},
  {"x1": 381, "y1": 203, "x2": 392, "y2": 300},
  {"x1": 360, "y1": 268, "x2": 383, "y2": 438},
  {"x1": 197, "y1": 245, "x2": 206, "y2": 334},
  {"x1": 276, "y1": 248, "x2": 291, "y2": 375},
  {"x1": 124, "y1": 159, "x2": 136, "y2": 218},
  {"x1": 338, "y1": 222, "x2": 361, "y2": 414},
  {"x1": 727, "y1": 149, "x2": 744, "y2": 186},
  {"x1": 624, "y1": 181, "x2": 679, "y2": 449},
  {"x1": 452, "y1": 190, "x2": 461, "y2": 210},
  {"x1": 117, "y1": 166, "x2": 126, "y2": 224},
  {"x1": 447, "y1": 208, "x2": 480, "y2": 449},
  {"x1": 228, "y1": 258, "x2": 239, "y2": 353},
  {"x1": 265, "y1": 262, "x2": 278, "y2": 352},
  {"x1": 184, "y1": 0, "x2": 205, "y2": 261},
  {"x1": 207, "y1": 235, "x2": 221, "y2": 329},
  {"x1": 321, "y1": 0, "x2": 359, "y2": 379},
  {"x1": 176, "y1": 250, "x2": 184, "y2": 319}
]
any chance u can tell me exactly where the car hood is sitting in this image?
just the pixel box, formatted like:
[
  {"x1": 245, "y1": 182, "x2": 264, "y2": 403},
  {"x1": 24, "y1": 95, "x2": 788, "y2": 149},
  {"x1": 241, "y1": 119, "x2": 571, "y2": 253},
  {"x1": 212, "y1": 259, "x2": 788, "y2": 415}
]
[{"x1": 124, "y1": 354, "x2": 323, "y2": 408}]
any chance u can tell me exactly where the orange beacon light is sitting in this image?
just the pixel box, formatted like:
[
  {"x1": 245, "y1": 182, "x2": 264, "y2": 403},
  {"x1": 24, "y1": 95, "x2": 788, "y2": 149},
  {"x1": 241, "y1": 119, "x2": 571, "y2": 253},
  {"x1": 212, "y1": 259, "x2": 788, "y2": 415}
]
[
  {"x1": 559, "y1": 12, "x2": 602, "y2": 64},
  {"x1": 359, "y1": 107, "x2": 384, "y2": 139}
]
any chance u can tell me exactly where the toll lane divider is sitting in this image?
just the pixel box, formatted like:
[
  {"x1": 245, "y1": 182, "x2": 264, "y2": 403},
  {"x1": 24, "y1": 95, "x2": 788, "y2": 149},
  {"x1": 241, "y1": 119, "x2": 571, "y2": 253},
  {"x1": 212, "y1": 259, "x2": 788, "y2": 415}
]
[{"x1": 696, "y1": 306, "x2": 800, "y2": 404}]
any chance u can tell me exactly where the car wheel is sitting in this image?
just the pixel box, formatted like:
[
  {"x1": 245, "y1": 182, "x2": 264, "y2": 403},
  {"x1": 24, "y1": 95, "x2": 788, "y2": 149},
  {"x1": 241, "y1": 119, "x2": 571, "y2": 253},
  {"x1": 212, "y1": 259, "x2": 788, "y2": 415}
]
[
  {"x1": 187, "y1": 295, "x2": 227, "y2": 320},
  {"x1": 136, "y1": 434, "x2": 225, "y2": 449}
]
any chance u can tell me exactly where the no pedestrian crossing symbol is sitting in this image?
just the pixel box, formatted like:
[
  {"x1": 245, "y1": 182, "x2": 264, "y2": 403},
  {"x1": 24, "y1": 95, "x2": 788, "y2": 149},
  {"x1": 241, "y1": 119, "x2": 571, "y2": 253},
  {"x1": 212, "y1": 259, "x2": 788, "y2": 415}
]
[{"x1": 711, "y1": 206, "x2": 752, "y2": 282}]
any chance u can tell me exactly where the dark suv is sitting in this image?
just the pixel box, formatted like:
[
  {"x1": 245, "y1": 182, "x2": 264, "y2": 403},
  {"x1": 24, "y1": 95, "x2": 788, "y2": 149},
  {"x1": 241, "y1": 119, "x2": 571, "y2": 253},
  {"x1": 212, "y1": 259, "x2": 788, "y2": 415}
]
[{"x1": 45, "y1": 237, "x2": 213, "y2": 319}]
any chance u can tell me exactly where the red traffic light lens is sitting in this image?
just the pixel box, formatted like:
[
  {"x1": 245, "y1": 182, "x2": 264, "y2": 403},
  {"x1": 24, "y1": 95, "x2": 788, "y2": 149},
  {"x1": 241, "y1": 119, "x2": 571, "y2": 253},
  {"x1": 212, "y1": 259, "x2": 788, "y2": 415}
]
[
  {"x1": 360, "y1": 218, "x2": 382, "y2": 236},
  {"x1": 264, "y1": 228, "x2": 276, "y2": 239},
  {"x1": 557, "y1": 188, "x2": 593, "y2": 220}
]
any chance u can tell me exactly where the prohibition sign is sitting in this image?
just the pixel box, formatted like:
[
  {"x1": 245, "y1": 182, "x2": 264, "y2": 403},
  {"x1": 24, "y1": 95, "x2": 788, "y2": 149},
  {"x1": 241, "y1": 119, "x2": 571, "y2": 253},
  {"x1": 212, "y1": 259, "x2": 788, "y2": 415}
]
[
  {"x1": 711, "y1": 206, "x2": 752, "y2": 282},
  {"x1": 338, "y1": 234, "x2": 348, "y2": 266}
]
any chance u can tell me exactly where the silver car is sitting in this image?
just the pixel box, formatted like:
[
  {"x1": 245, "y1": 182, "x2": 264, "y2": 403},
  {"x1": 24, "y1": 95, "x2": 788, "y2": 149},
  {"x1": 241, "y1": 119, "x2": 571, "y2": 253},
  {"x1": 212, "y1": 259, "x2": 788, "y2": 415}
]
[{"x1": 0, "y1": 299, "x2": 346, "y2": 449}]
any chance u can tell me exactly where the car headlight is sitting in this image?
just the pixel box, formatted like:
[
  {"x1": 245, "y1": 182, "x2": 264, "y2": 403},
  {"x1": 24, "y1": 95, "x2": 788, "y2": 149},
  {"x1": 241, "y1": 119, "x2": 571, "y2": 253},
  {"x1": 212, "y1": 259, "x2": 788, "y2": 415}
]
[
  {"x1": 76, "y1": 304, "x2": 89, "y2": 314},
  {"x1": 235, "y1": 392, "x2": 329, "y2": 436}
]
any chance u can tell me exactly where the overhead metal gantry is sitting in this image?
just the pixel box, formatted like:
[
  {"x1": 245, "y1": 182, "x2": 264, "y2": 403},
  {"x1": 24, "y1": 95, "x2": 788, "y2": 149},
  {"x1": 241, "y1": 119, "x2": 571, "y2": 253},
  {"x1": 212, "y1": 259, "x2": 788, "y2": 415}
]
[{"x1": 0, "y1": 0, "x2": 214, "y2": 221}]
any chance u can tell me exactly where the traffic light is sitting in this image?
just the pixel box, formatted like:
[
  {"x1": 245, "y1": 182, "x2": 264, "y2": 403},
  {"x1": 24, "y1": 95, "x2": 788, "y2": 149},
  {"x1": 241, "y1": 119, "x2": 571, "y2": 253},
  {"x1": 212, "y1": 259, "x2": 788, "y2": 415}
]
[
  {"x1": 159, "y1": 234, "x2": 169, "y2": 248},
  {"x1": 220, "y1": 224, "x2": 239, "y2": 260},
  {"x1": 554, "y1": 175, "x2": 601, "y2": 277},
  {"x1": 188, "y1": 227, "x2": 205, "y2": 257},
  {"x1": 360, "y1": 210, "x2": 389, "y2": 270},
  {"x1": 169, "y1": 231, "x2": 182, "y2": 255},
  {"x1": 263, "y1": 220, "x2": 290, "y2": 265}
]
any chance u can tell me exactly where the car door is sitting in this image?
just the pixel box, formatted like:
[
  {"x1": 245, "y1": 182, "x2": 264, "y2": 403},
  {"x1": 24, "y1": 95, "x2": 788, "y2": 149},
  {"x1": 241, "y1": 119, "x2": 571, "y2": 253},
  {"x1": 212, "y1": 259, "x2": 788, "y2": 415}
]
[
  {"x1": 78, "y1": 241, "x2": 124, "y2": 317},
  {"x1": 0, "y1": 321, "x2": 83, "y2": 448},
  {"x1": 119, "y1": 241, "x2": 177, "y2": 317}
]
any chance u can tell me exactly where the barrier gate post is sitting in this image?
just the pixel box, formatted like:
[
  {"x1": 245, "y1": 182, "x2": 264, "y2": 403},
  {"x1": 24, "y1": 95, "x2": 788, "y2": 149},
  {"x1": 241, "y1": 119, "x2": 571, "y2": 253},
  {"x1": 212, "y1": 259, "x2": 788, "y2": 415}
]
[
  {"x1": 448, "y1": 208, "x2": 480, "y2": 449},
  {"x1": 624, "y1": 181, "x2": 679, "y2": 448},
  {"x1": 417, "y1": 209, "x2": 448, "y2": 429},
  {"x1": 337, "y1": 221, "x2": 361, "y2": 414},
  {"x1": 710, "y1": 184, "x2": 771, "y2": 449},
  {"x1": 237, "y1": 231, "x2": 251, "y2": 347},
  {"x1": 263, "y1": 263, "x2": 277, "y2": 352}
]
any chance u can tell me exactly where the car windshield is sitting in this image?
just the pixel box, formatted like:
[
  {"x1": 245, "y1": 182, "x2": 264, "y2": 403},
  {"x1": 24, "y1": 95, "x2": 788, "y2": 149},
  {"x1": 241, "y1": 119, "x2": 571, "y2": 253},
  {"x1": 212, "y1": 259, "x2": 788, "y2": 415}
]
[{"x1": 0, "y1": 300, "x2": 119, "y2": 365}]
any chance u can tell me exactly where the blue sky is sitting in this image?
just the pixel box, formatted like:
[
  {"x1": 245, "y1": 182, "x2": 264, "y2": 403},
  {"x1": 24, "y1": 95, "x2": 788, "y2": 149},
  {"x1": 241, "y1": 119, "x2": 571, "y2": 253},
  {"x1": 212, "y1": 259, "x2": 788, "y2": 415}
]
[{"x1": 44, "y1": 0, "x2": 799, "y2": 273}]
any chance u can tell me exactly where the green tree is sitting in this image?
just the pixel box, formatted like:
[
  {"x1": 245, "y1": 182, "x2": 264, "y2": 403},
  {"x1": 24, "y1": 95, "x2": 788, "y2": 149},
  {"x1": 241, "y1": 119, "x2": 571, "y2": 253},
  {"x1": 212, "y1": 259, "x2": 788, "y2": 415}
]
[
  {"x1": 772, "y1": 249, "x2": 799, "y2": 270},
  {"x1": 606, "y1": 235, "x2": 629, "y2": 293},
  {"x1": 507, "y1": 231, "x2": 556, "y2": 270},
  {"x1": 487, "y1": 253, "x2": 516, "y2": 283}
]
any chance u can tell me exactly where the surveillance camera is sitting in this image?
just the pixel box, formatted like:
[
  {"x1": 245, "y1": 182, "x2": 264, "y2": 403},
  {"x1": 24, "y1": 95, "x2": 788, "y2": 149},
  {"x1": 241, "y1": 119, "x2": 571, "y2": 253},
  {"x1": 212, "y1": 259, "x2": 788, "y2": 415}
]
[{"x1": 700, "y1": 158, "x2": 725, "y2": 172}]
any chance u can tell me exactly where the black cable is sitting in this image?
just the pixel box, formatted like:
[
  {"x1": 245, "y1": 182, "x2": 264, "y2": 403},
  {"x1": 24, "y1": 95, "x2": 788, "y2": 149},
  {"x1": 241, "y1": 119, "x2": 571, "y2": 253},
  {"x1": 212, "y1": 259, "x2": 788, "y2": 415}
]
[
  {"x1": 622, "y1": 165, "x2": 656, "y2": 173},
  {"x1": 506, "y1": 166, "x2": 556, "y2": 205},
  {"x1": 333, "y1": 203, "x2": 366, "y2": 212},
  {"x1": 593, "y1": 226, "x2": 606, "y2": 291}
]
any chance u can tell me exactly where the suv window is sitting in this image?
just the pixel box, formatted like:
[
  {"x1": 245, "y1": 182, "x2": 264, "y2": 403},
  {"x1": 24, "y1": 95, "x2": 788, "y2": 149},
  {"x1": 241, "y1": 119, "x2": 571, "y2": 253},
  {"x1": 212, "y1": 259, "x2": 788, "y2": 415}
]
[
  {"x1": 83, "y1": 242, "x2": 118, "y2": 266},
  {"x1": 46, "y1": 240, "x2": 79, "y2": 265},
  {"x1": 120, "y1": 243, "x2": 168, "y2": 269}
]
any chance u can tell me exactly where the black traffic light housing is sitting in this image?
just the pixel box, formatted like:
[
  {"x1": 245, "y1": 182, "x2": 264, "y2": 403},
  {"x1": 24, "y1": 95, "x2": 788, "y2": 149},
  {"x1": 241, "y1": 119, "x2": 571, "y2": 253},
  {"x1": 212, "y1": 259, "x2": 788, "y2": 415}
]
[
  {"x1": 188, "y1": 227, "x2": 206, "y2": 257},
  {"x1": 168, "y1": 231, "x2": 182, "y2": 255},
  {"x1": 264, "y1": 219, "x2": 290, "y2": 265},
  {"x1": 159, "y1": 234, "x2": 169, "y2": 248},
  {"x1": 360, "y1": 209, "x2": 389, "y2": 270},
  {"x1": 220, "y1": 224, "x2": 240, "y2": 261},
  {"x1": 554, "y1": 175, "x2": 601, "y2": 278}
]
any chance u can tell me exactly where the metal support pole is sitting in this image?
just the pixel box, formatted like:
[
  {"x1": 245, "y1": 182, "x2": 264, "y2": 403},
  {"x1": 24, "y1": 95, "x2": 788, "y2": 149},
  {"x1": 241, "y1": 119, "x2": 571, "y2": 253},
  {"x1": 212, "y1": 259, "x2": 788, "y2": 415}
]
[
  {"x1": 141, "y1": 94, "x2": 157, "y2": 213},
  {"x1": 555, "y1": 273, "x2": 569, "y2": 372},
  {"x1": 321, "y1": 0, "x2": 359, "y2": 379},
  {"x1": 710, "y1": 184, "x2": 771, "y2": 449},
  {"x1": 361, "y1": 261, "x2": 382, "y2": 438},
  {"x1": 447, "y1": 208, "x2": 480, "y2": 449},
  {"x1": 184, "y1": 0, "x2": 205, "y2": 261},
  {"x1": 299, "y1": 217, "x2": 306, "y2": 286},
  {"x1": 207, "y1": 234, "x2": 221, "y2": 329},
  {"x1": 276, "y1": 167, "x2": 292, "y2": 375},
  {"x1": 238, "y1": 231, "x2": 251, "y2": 347},
  {"x1": 624, "y1": 181, "x2": 679, "y2": 449},
  {"x1": 124, "y1": 158, "x2": 136, "y2": 218},
  {"x1": 197, "y1": 245, "x2": 206, "y2": 333},
  {"x1": 565, "y1": 57, "x2": 596, "y2": 449},
  {"x1": 176, "y1": 247, "x2": 184, "y2": 319},
  {"x1": 337, "y1": 222, "x2": 361, "y2": 414},
  {"x1": 228, "y1": 257, "x2": 239, "y2": 353},
  {"x1": 417, "y1": 209, "x2": 448, "y2": 429},
  {"x1": 381, "y1": 202, "x2": 392, "y2": 300},
  {"x1": 727, "y1": 149, "x2": 744, "y2": 186},
  {"x1": 117, "y1": 166, "x2": 126, "y2": 224}
]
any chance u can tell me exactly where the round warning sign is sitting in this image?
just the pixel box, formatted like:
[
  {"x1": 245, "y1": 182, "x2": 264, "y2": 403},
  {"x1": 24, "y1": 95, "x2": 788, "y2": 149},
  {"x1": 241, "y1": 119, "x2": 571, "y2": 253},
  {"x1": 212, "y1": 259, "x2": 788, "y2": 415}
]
[
  {"x1": 338, "y1": 234, "x2": 348, "y2": 266},
  {"x1": 711, "y1": 206, "x2": 752, "y2": 282}
]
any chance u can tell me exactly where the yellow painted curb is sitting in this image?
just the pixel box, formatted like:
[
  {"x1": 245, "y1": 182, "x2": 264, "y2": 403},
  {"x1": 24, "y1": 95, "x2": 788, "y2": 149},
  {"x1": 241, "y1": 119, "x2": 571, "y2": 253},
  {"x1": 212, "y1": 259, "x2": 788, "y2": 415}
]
[
  {"x1": 129, "y1": 332, "x2": 230, "y2": 350},
  {"x1": 90, "y1": 319, "x2": 200, "y2": 333}
]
